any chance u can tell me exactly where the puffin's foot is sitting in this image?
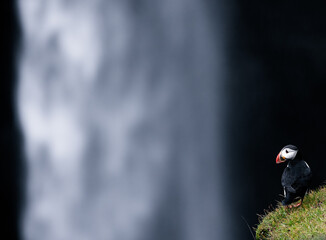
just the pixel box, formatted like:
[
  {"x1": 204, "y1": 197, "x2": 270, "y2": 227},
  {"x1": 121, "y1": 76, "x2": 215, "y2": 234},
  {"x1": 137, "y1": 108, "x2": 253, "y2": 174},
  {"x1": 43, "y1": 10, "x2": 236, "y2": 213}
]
[
  {"x1": 284, "y1": 199, "x2": 302, "y2": 209},
  {"x1": 292, "y1": 199, "x2": 302, "y2": 208}
]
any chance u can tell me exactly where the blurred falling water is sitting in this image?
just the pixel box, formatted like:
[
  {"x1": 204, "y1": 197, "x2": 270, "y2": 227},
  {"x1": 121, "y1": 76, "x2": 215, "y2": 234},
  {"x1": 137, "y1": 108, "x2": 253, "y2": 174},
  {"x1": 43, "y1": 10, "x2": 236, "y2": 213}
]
[{"x1": 17, "y1": 0, "x2": 230, "y2": 240}]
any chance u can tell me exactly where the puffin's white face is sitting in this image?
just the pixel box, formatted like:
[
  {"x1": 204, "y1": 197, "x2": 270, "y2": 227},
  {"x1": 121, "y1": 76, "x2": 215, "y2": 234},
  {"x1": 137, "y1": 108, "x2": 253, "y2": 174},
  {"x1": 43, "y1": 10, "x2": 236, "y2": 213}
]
[
  {"x1": 281, "y1": 148, "x2": 297, "y2": 160},
  {"x1": 276, "y1": 147, "x2": 298, "y2": 164}
]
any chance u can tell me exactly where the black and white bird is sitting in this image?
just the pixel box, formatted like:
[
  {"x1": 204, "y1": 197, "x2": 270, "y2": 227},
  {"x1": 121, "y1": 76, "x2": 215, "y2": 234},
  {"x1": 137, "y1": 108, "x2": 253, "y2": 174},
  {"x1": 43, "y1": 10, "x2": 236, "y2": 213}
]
[{"x1": 276, "y1": 145, "x2": 312, "y2": 208}]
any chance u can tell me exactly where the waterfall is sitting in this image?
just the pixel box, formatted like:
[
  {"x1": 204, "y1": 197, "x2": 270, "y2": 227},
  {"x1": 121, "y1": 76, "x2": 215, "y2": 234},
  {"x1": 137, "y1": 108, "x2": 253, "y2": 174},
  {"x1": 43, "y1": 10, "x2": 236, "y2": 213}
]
[{"x1": 17, "y1": 0, "x2": 230, "y2": 239}]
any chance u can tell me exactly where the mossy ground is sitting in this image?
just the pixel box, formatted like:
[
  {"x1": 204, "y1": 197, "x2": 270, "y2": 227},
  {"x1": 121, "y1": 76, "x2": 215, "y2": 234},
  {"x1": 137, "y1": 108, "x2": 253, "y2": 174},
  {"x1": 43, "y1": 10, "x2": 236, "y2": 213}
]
[{"x1": 256, "y1": 186, "x2": 326, "y2": 240}]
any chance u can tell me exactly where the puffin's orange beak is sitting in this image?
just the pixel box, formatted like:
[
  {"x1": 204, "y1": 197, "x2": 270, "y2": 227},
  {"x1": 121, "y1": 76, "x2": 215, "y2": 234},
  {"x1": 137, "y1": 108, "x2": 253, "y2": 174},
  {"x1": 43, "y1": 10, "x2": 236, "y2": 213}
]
[{"x1": 276, "y1": 152, "x2": 286, "y2": 164}]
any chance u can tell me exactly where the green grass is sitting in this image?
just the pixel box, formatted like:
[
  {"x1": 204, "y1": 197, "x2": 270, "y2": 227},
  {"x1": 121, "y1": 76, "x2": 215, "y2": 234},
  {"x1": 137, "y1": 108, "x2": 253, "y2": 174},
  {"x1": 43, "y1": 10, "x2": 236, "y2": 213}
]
[{"x1": 256, "y1": 186, "x2": 326, "y2": 240}]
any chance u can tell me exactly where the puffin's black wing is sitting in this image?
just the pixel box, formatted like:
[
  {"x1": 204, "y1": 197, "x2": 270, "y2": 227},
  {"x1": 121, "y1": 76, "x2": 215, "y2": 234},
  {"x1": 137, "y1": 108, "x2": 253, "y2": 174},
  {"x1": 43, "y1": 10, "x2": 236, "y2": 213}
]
[
  {"x1": 281, "y1": 168, "x2": 297, "y2": 192},
  {"x1": 281, "y1": 161, "x2": 312, "y2": 192}
]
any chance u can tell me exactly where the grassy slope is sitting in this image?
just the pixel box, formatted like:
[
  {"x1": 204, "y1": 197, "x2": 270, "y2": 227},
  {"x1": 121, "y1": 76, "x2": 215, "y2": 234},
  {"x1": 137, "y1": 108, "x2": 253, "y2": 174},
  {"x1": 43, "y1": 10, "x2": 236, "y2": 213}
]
[{"x1": 256, "y1": 186, "x2": 326, "y2": 240}]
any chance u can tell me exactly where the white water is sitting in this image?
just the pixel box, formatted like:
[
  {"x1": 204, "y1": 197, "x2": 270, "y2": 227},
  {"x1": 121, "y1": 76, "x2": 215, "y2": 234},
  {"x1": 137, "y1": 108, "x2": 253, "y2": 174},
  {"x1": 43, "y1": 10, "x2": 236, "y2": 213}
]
[{"x1": 18, "y1": 0, "x2": 230, "y2": 239}]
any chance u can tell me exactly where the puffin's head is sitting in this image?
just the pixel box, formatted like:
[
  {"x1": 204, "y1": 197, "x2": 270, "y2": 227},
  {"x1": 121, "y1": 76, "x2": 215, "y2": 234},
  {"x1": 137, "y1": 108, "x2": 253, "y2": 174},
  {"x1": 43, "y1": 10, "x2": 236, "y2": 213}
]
[{"x1": 276, "y1": 144, "x2": 298, "y2": 164}]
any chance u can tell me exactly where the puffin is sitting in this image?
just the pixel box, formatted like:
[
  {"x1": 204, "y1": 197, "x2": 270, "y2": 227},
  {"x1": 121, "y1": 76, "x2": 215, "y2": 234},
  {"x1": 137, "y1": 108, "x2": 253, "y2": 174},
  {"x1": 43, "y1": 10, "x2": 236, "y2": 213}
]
[{"x1": 276, "y1": 144, "x2": 312, "y2": 208}]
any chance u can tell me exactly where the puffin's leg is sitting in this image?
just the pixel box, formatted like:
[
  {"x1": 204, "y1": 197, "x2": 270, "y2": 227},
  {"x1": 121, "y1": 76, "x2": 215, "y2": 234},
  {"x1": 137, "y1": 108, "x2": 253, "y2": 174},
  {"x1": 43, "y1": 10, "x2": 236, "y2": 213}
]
[
  {"x1": 285, "y1": 199, "x2": 302, "y2": 209},
  {"x1": 287, "y1": 204, "x2": 293, "y2": 209},
  {"x1": 293, "y1": 199, "x2": 303, "y2": 208},
  {"x1": 287, "y1": 199, "x2": 302, "y2": 209}
]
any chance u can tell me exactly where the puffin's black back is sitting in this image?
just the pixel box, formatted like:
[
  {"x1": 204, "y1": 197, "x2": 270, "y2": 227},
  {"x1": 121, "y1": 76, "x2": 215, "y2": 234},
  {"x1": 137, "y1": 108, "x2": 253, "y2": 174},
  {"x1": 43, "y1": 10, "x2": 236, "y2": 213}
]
[{"x1": 281, "y1": 151, "x2": 312, "y2": 206}]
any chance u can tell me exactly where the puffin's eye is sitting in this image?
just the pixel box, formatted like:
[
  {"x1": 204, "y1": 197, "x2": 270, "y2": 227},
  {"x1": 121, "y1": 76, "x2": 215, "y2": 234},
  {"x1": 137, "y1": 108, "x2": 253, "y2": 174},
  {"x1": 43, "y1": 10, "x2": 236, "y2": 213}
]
[{"x1": 285, "y1": 150, "x2": 289, "y2": 154}]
